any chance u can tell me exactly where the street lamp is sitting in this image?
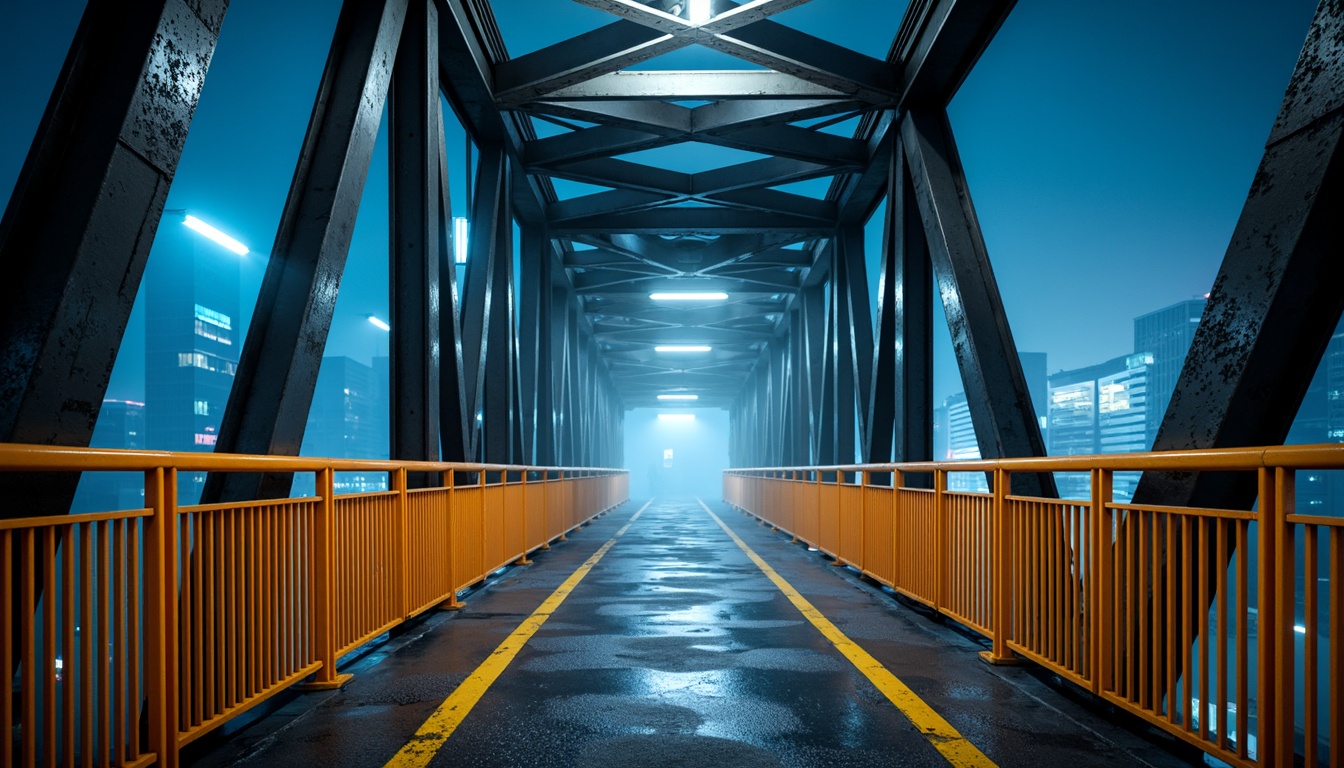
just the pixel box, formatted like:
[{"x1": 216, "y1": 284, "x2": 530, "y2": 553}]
[{"x1": 366, "y1": 315, "x2": 391, "y2": 332}]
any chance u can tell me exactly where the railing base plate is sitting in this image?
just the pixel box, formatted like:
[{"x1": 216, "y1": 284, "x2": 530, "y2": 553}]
[
  {"x1": 295, "y1": 673, "x2": 354, "y2": 691},
  {"x1": 977, "y1": 650, "x2": 1022, "y2": 667}
]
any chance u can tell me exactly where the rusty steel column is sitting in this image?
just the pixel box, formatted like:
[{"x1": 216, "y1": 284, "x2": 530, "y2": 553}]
[
  {"x1": 0, "y1": 0, "x2": 228, "y2": 516},
  {"x1": 388, "y1": 0, "x2": 442, "y2": 471},
  {"x1": 901, "y1": 108, "x2": 1054, "y2": 497},
  {"x1": 1136, "y1": 1, "x2": 1344, "y2": 511},
  {"x1": 205, "y1": 0, "x2": 409, "y2": 502}
]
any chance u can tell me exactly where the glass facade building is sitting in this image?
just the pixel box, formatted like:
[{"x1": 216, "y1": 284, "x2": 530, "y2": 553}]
[
  {"x1": 302, "y1": 356, "x2": 389, "y2": 493},
  {"x1": 1047, "y1": 353, "x2": 1150, "y2": 501},
  {"x1": 145, "y1": 220, "x2": 241, "y2": 505},
  {"x1": 1133, "y1": 298, "x2": 1205, "y2": 444}
]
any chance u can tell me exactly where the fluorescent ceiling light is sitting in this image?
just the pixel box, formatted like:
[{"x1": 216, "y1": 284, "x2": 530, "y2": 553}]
[
  {"x1": 657, "y1": 394, "x2": 699, "y2": 401},
  {"x1": 658, "y1": 413, "x2": 696, "y2": 422},
  {"x1": 366, "y1": 315, "x2": 390, "y2": 331},
  {"x1": 183, "y1": 215, "x2": 249, "y2": 255},
  {"x1": 688, "y1": 0, "x2": 711, "y2": 25},
  {"x1": 655, "y1": 345, "x2": 711, "y2": 353},
  {"x1": 453, "y1": 217, "x2": 468, "y2": 264},
  {"x1": 649, "y1": 292, "x2": 729, "y2": 301}
]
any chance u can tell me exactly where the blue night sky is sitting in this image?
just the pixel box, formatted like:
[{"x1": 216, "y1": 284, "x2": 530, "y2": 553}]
[{"x1": 0, "y1": 0, "x2": 1321, "y2": 411}]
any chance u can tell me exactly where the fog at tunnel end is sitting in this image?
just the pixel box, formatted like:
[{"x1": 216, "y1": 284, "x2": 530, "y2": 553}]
[{"x1": 624, "y1": 408, "x2": 730, "y2": 501}]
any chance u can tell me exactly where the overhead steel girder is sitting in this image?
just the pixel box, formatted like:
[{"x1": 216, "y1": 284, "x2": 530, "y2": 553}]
[
  {"x1": 585, "y1": 302, "x2": 788, "y2": 326},
  {"x1": 567, "y1": 0, "x2": 900, "y2": 103},
  {"x1": 539, "y1": 156, "x2": 834, "y2": 199},
  {"x1": 553, "y1": 189, "x2": 833, "y2": 225},
  {"x1": 494, "y1": 20, "x2": 681, "y2": 104},
  {"x1": 901, "y1": 108, "x2": 1053, "y2": 496},
  {"x1": 205, "y1": 0, "x2": 408, "y2": 503},
  {"x1": 0, "y1": 0, "x2": 227, "y2": 516},
  {"x1": 591, "y1": 326, "x2": 773, "y2": 344},
  {"x1": 524, "y1": 121, "x2": 864, "y2": 171},
  {"x1": 835, "y1": 0, "x2": 1017, "y2": 223},
  {"x1": 498, "y1": 0, "x2": 817, "y2": 100},
  {"x1": 573, "y1": 273, "x2": 799, "y2": 294},
  {"x1": 549, "y1": 190, "x2": 676, "y2": 224},
  {"x1": 579, "y1": 231, "x2": 808, "y2": 269},
  {"x1": 437, "y1": 0, "x2": 548, "y2": 225},
  {"x1": 705, "y1": 189, "x2": 836, "y2": 221},
  {"x1": 1134, "y1": 2, "x2": 1344, "y2": 513},
  {"x1": 388, "y1": 0, "x2": 441, "y2": 467},
  {"x1": 691, "y1": 98, "x2": 864, "y2": 132},
  {"x1": 549, "y1": 208, "x2": 835, "y2": 236},
  {"x1": 531, "y1": 71, "x2": 849, "y2": 103},
  {"x1": 711, "y1": 18, "x2": 900, "y2": 103},
  {"x1": 523, "y1": 97, "x2": 860, "y2": 136}
]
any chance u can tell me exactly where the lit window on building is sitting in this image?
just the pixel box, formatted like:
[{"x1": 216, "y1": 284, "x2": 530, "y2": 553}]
[{"x1": 194, "y1": 304, "x2": 232, "y2": 330}]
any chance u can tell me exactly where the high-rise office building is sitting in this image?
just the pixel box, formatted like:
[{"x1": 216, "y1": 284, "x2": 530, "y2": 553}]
[
  {"x1": 73, "y1": 399, "x2": 147, "y2": 513},
  {"x1": 302, "y1": 356, "x2": 389, "y2": 493},
  {"x1": 1134, "y1": 298, "x2": 1205, "y2": 444},
  {"x1": 1047, "y1": 352, "x2": 1151, "y2": 501},
  {"x1": 1287, "y1": 329, "x2": 1344, "y2": 514},
  {"x1": 942, "y1": 352, "x2": 1048, "y2": 493},
  {"x1": 144, "y1": 217, "x2": 241, "y2": 504}
]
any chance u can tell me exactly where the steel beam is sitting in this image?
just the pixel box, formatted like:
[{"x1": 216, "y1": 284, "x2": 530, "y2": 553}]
[
  {"x1": 837, "y1": 226, "x2": 874, "y2": 461},
  {"x1": 536, "y1": 71, "x2": 848, "y2": 102},
  {"x1": 438, "y1": 122, "x2": 471, "y2": 461},
  {"x1": 901, "y1": 109, "x2": 1052, "y2": 496},
  {"x1": 205, "y1": 0, "x2": 407, "y2": 503},
  {"x1": 459, "y1": 145, "x2": 509, "y2": 460},
  {"x1": 549, "y1": 208, "x2": 835, "y2": 235},
  {"x1": 1135, "y1": 2, "x2": 1344, "y2": 511},
  {"x1": 388, "y1": 0, "x2": 441, "y2": 468},
  {"x1": 0, "y1": 0, "x2": 227, "y2": 516},
  {"x1": 494, "y1": 20, "x2": 679, "y2": 103},
  {"x1": 892, "y1": 138, "x2": 933, "y2": 466},
  {"x1": 837, "y1": 0, "x2": 1017, "y2": 225}
]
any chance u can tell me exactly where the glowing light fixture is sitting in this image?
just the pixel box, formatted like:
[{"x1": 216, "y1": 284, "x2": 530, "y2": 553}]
[
  {"x1": 657, "y1": 394, "x2": 699, "y2": 401},
  {"x1": 655, "y1": 345, "x2": 711, "y2": 353},
  {"x1": 366, "y1": 315, "x2": 391, "y2": 332},
  {"x1": 453, "y1": 217, "x2": 469, "y2": 264},
  {"x1": 649, "y1": 292, "x2": 728, "y2": 301},
  {"x1": 688, "y1": 0, "x2": 711, "y2": 25},
  {"x1": 658, "y1": 413, "x2": 696, "y2": 422},
  {"x1": 183, "y1": 215, "x2": 249, "y2": 255}
]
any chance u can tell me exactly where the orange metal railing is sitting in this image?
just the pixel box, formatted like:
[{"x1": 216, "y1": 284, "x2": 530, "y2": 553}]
[
  {"x1": 0, "y1": 444, "x2": 627, "y2": 767},
  {"x1": 725, "y1": 446, "x2": 1344, "y2": 768}
]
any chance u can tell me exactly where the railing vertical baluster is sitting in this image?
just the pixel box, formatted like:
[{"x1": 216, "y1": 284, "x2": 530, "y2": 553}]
[
  {"x1": 1272, "y1": 467, "x2": 1295, "y2": 767},
  {"x1": 980, "y1": 468, "x2": 1015, "y2": 666},
  {"x1": 394, "y1": 467, "x2": 408, "y2": 620},
  {"x1": 1255, "y1": 466, "x2": 1277, "y2": 757},
  {"x1": 300, "y1": 467, "x2": 351, "y2": 691},
  {"x1": 1091, "y1": 468, "x2": 1109, "y2": 694},
  {"x1": 441, "y1": 470, "x2": 464, "y2": 610}
]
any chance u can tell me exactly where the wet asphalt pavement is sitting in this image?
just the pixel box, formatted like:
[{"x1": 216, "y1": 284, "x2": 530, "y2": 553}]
[{"x1": 190, "y1": 497, "x2": 1203, "y2": 768}]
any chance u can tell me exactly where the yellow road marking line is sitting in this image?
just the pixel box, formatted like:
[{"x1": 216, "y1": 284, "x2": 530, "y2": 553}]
[
  {"x1": 697, "y1": 499, "x2": 997, "y2": 768},
  {"x1": 385, "y1": 500, "x2": 650, "y2": 767}
]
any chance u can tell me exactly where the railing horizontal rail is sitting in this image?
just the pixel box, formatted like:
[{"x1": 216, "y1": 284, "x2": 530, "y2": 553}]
[
  {"x1": 725, "y1": 444, "x2": 1344, "y2": 768},
  {"x1": 0, "y1": 444, "x2": 628, "y2": 767}
]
